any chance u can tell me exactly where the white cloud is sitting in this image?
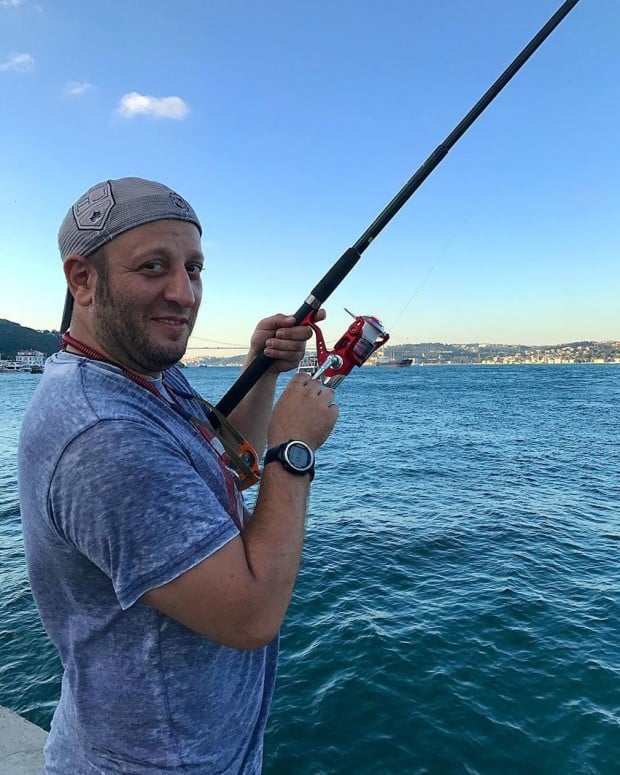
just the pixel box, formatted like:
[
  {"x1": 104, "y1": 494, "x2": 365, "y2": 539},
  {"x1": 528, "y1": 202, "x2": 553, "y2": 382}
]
[
  {"x1": 0, "y1": 53, "x2": 34, "y2": 72},
  {"x1": 117, "y1": 92, "x2": 190, "y2": 120},
  {"x1": 0, "y1": 1, "x2": 43, "y2": 11},
  {"x1": 65, "y1": 81, "x2": 92, "y2": 97}
]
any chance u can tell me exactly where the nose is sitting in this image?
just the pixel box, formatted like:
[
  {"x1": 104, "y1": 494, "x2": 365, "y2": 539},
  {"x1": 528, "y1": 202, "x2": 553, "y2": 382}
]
[{"x1": 163, "y1": 265, "x2": 197, "y2": 308}]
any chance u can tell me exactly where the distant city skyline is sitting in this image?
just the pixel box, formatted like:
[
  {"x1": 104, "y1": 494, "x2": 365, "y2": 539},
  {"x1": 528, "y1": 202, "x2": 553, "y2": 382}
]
[
  {"x1": 1, "y1": 1, "x2": 617, "y2": 349},
  {"x1": 184, "y1": 340, "x2": 620, "y2": 368},
  {"x1": 2, "y1": 317, "x2": 618, "y2": 363}
]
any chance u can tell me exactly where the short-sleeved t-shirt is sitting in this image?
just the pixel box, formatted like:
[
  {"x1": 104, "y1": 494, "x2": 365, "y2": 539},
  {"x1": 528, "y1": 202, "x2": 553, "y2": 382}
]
[{"x1": 18, "y1": 353, "x2": 278, "y2": 773}]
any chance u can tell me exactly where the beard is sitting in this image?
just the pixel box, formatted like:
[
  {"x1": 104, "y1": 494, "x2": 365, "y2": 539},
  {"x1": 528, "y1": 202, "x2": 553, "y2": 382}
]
[{"x1": 93, "y1": 271, "x2": 192, "y2": 375}]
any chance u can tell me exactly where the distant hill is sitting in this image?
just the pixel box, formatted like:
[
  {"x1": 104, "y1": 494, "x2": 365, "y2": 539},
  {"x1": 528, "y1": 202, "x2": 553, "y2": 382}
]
[
  {"x1": 0, "y1": 319, "x2": 62, "y2": 358},
  {"x1": 384, "y1": 340, "x2": 620, "y2": 364}
]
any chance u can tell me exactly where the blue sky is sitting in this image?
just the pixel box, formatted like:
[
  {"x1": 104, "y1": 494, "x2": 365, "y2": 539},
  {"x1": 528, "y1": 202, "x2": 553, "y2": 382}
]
[{"x1": 1, "y1": 0, "x2": 617, "y2": 352}]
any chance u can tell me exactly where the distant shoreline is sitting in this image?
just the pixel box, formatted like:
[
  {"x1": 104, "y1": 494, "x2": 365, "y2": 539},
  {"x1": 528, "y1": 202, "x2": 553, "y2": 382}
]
[
  {"x1": 179, "y1": 360, "x2": 620, "y2": 369},
  {"x1": 396, "y1": 360, "x2": 620, "y2": 367},
  {"x1": 186, "y1": 340, "x2": 620, "y2": 368}
]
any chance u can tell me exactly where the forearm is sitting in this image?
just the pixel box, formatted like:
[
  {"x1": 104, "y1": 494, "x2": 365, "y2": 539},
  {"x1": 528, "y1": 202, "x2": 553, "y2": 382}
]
[
  {"x1": 240, "y1": 464, "x2": 310, "y2": 638},
  {"x1": 142, "y1": 464, "x2": 311, "y2": 650},
  {"x1": 226, "y1": 359, "x2": 278, "y2": 454}
]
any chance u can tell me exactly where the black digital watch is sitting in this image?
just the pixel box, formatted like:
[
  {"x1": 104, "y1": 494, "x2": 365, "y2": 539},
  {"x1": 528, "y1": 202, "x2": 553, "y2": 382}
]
[{"x1": 264, "y1": 440, "x2": 315, "y2": 481}]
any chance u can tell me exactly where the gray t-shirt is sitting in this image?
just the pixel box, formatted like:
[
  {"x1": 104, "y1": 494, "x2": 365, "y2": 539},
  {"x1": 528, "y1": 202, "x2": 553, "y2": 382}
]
[{"x1": 19, "y1": 353, "x2": 278, "y2": 773}]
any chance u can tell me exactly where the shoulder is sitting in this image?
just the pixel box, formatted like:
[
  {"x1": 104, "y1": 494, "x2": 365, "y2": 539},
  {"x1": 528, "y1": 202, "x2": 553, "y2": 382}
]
[
  {"x1": 20, "y1": 355, "x2": 192, "y2": 473},
  {"x1": 40, "y1": 353, "x2": 180, "y2": 423}
]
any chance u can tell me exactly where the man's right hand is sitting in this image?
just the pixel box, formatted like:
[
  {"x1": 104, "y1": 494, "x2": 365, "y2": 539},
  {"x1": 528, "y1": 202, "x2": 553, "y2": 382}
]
[{"x1": 267, "y1": 373, "x2": 339, "y2": 451}]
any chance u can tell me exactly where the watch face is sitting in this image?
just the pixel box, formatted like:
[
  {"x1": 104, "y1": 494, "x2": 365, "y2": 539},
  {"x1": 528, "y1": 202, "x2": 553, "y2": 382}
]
[{"x1": 286, "y1": 442, "x2": 313, "y2": 470}]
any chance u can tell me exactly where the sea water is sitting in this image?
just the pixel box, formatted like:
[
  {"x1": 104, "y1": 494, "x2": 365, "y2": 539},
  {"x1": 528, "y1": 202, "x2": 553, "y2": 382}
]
[{"x1": 1, "y1": 365, "x2": 619, "y2": 773}]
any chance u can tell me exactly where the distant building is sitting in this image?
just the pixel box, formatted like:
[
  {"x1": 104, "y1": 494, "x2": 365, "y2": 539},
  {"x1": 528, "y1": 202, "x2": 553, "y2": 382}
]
[{"x1": 16, "y1": 350, "x2": 46, "y2": 368}]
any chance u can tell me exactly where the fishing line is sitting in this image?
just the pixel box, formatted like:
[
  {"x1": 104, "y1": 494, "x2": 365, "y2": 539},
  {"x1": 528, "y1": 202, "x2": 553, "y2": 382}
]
[{"x1": 386, "y1": 218, "x2": 467, "y2": 337}]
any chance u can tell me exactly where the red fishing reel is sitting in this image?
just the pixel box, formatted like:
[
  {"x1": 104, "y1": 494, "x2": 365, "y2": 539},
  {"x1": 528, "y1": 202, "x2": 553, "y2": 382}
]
[{"x1": 301, "y1": 309, "x2": 389, "y2": 388}]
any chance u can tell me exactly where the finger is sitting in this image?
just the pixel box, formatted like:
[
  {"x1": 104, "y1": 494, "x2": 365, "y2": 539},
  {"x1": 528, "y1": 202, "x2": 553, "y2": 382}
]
[
  {"x1": 265, "y1": 315, "x2": 296, "y2": 332},
  {"x1": 257, "y1": 313, "x2": 295, "y2": 328},
  {"x1": 265, "y1": 337, "x2": 309, "y2": 352},
  {"x1": 303, "y1": 308, "x2": 326, "y2": 324},
  {"x1": 293, "y1": 373, "x2": 314, "y2": 388},
  {"x1": 307, "y1": 379, "x2": 327, "y2": 397},
  {"x1": 318, "y1": 385, "x2": 335, "y2": 402},
  {"x1": 274, "y1": 326, "x2": 313, "y2": 341},
  {"x1": 252, "y1": 315, "x2": 296, "y2": 343}
]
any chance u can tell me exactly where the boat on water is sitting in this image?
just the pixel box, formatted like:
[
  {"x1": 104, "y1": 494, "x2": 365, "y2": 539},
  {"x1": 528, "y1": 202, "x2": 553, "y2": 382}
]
[
  {"x1": 298, "y1": 354, "x2": 318, "y2": 375},
  {"x1": 376, "y1": 355, "x2": 413, "y2": 367},
  {"x1": 0, "y1": 363, "x2": 31, "y2": 373}
]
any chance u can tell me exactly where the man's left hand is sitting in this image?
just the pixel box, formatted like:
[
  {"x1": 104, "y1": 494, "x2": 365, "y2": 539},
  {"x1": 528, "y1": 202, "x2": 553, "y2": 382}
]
[{"x1": 248, "y1": 310, "x2": 325, "y2": 374}]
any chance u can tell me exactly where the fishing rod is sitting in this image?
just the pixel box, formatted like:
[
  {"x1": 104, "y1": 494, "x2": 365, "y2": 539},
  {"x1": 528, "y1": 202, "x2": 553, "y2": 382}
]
[{"x1": 214, "y1": 0, "x2": 580, "y2": 419}]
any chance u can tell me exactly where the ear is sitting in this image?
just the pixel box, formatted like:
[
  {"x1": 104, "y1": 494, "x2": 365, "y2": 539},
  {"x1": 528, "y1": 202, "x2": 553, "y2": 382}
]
[{"x1": 63, "y1": 254, "x2": 96, "y2": 308}]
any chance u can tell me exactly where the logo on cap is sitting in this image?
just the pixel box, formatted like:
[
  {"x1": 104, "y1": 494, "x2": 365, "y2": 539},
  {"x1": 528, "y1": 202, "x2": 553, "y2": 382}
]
[
  {"x1": 73, "y1": 182, "x2": 115, "y2": 231},
  {"x1": 169, "y1": 192, "x2": 190, "y2": 211}
]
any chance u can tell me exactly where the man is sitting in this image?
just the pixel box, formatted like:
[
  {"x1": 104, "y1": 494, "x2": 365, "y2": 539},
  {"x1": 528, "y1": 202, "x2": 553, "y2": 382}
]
[{"x1": 18, "y1": 177, "x2": 338, "y2": 773}]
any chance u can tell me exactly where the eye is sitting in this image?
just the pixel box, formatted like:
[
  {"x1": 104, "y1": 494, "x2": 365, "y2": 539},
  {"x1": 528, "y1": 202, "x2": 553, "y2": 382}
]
[
  {"x1": 139, "y1": 259, "x2": 167, "y2": 274},
  {"x1": 186, "y1": 262, "x2": 204, "y2": 277}
]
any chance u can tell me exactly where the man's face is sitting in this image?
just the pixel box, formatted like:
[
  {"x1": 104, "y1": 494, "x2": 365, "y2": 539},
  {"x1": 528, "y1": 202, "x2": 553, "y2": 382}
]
[{"x1": 92, "y1": 219, "x2": 203, "y2": 376}]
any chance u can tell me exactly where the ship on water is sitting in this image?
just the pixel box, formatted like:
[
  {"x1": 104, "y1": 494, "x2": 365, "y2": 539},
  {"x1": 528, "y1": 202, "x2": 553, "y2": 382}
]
[
  {"x1": 298, "y1": 353, "x2": 319, "y2": 375},
  {"x1": 375, "y1": 353, "x2": 413, "y2": 367}
]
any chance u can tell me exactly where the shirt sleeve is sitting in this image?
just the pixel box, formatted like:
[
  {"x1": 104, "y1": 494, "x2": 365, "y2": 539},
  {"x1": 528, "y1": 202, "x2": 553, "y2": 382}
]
[{"x1": 48, "y1": 417, "x2": 240, "y2": 609}]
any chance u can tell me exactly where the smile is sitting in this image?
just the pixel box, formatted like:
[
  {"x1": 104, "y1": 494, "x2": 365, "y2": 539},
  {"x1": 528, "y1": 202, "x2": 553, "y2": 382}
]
[{"x1": 153, "y1": 317, "x2": 189, "y2": 327}]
